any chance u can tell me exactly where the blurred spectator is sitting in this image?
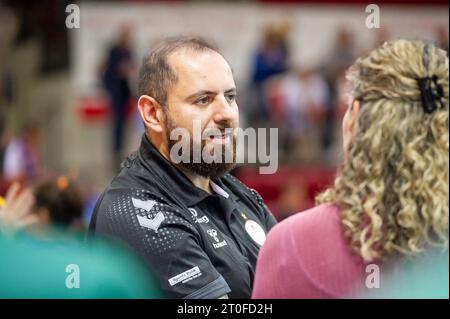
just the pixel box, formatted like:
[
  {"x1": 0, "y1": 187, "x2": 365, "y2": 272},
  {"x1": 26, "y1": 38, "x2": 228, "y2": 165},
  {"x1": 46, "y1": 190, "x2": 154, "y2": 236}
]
[
  {"x1": 374, "y1": 28, "x2": 390, "y2": 48},
  {"x1": 277, "y1": 179, "x2": 310, "y2": 221},
  {"x1": 265, "y1": 67, "x2": 329, "y2": 163},
  {"x1": 0, "y1": 182, "x2": 37, "y2": 235},
  {"x1": 0, "y1": 175, "x2": 163, "y2": 298},
  {"x1": 2, "y1": 122, "x2": 44, "y2": 185},
  {"x1": 1, "y1": 176, "x2": 85, "y2": 235},
  {"x1": 253, "y1": 40, "x2": 448, "y2": 299},
  {"x1": 31, "y1": 176, "x2": 85, "y2": 234},
  {"x1": 0, "y1": 181, "x2": 163, "y2": 298},
  {"x1": 249, "y1": 23, "x2": 290, "y2": 124},
  {"x1": 101, "y1": 26, "x2": 135, "y2": 169},
  {"x1": 435, "y1": 25, "x2": 449, "y2": 55},
  {"x1": 0, "y1": 232, "x2": 164, "y2": 298},
  {"x1": 320, "y1": 27, "x2": 356, "y2": 151}
]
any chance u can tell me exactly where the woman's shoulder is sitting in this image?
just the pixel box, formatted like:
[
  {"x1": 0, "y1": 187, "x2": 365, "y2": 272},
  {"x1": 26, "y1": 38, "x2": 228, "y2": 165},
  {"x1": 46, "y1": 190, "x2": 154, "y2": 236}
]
[
  {"x1": 264, "y1": 203, "x2": 349, "y2": 273},
  {"x1": 264, "y1": 203, "x2": 367, "y2": 297},
  {"x1": 270, "y1": 203, "x2": 342, "y2": 239}
]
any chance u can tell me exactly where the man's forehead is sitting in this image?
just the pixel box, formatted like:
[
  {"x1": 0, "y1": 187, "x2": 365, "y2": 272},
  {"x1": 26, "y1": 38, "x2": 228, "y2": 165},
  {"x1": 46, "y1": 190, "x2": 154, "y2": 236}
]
[{"x1": 168, "y1": 49, "x2": 235, "y2": 92}]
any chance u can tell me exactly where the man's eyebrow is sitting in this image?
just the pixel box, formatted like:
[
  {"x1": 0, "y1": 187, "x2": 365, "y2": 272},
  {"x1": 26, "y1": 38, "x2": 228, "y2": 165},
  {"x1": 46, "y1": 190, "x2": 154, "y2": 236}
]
[
  {"x1": 186, "y1": 88, "x2": 237, "y2": 100},
  {"x1": 224, "y1": 88, "x2": 237, "y2": 94},
  {"x1": 186, "y1": 90, "x2": 215, "y2": 100}
]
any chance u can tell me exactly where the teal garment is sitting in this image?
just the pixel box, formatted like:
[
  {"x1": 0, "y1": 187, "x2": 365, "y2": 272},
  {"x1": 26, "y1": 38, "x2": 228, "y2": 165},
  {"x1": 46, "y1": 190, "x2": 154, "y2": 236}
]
[
  {"x1": 0, "y1": 231, "x2": 164, "y2": 299},
  {"x1": 365, "y1": 250, "x2": 449, "y2": 299}
]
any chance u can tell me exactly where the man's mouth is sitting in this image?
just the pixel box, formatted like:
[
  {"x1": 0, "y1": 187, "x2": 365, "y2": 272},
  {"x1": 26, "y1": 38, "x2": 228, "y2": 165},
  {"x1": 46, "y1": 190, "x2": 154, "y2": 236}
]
[{"x1": 208, "y1": 131, "x2": 232, "y2": 145}]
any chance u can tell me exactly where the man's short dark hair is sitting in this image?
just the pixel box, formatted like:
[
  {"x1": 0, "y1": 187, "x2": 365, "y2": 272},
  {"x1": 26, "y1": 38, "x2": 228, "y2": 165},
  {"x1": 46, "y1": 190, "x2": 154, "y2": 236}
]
[{"x1": 138, "y1": 36, "x2": 220, "y2": 107}]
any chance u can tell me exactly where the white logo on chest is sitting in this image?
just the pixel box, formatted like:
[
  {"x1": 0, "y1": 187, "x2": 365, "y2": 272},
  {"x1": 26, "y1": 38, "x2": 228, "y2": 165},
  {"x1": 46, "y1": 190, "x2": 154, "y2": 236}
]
[{"x1": 245, "y1": 220, "x2": 266, "y2": 246}]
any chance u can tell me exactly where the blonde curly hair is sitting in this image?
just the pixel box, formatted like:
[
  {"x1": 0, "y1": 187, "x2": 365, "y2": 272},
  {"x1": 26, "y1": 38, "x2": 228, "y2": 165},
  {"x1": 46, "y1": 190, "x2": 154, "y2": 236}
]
[{"x1": 317, "y1": 40, "x2": 449, "y2": 262}]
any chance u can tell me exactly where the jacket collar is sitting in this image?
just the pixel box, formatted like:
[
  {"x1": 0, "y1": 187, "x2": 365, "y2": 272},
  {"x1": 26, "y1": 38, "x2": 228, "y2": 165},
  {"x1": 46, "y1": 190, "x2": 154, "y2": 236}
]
[{"x1": 138, "y1": 134, "x2": 230, "y2": 207}]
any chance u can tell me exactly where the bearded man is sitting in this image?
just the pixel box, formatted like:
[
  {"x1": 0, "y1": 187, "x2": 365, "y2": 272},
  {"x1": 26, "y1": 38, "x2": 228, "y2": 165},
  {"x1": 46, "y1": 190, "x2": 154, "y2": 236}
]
[{"x1": 89, "y1": 36, "x2": 277, "y2": 299}]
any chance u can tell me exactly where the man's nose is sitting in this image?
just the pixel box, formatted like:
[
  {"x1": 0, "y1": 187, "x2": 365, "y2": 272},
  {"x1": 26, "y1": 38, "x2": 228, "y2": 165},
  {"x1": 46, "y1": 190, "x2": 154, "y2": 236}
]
[{"x1": 212, "y1": 95, "x2": 235, "y2": 124}]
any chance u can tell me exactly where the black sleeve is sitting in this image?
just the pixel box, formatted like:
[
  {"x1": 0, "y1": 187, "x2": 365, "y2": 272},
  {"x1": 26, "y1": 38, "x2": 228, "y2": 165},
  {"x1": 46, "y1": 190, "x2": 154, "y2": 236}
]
[{"x1": 92, "y1": 188, "x2": 231, "y2": 299}]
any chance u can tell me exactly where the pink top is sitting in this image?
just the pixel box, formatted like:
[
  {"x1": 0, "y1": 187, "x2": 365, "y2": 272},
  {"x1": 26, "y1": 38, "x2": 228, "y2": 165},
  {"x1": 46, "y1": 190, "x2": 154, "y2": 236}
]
[{"x1": 252, "y1": 203, "x2": 369, "y2": 299}]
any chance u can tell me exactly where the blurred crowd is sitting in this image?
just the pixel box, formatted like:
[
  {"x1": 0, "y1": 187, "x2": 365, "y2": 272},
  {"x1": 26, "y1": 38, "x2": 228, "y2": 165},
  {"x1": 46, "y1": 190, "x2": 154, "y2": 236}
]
[
  {"x1": 0, "y1": 1, "x2": 448, "y2": 299},
  {"x1": 244, "y1": 23, "x2": 449, "y2": 165},
  {"x1": 1, "y1": 18, "x2": 449, "y2": 225},
  {"x1": 1, "y1": 33, "x2": 447, "y2": 299}
]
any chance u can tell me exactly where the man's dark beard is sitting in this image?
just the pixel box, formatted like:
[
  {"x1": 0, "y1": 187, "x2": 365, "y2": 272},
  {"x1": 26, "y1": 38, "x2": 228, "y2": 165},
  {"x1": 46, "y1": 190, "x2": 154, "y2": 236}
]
[{"x1": 164, "y1": 113, "x2": 237, "y2": 179}]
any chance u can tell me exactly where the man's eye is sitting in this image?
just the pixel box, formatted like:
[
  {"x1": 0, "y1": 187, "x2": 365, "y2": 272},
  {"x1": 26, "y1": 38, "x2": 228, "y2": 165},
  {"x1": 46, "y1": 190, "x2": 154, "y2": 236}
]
[
  {"x1": 226, "y1": 94, "x2": 236, "y2": 103},
  {"x1": 195, "y1": 96, "x2": 211, "y2": 105}
]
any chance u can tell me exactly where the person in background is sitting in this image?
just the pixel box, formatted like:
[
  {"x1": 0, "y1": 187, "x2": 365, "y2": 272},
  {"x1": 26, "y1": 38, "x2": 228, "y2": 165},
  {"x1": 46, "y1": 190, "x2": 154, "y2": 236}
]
[
  {"x1": 0, "y1": 232, "x2": 164, "y2": 299},
  {"x1": 435, "y1": 25, "x2": 449, "y2": 56},
  {"x1": 320, "y1": 28, "x2": 356, "y2": 151},
  {"x1": 266, "y1": 67, "x2": 329, "y2": 164},
  {"x1": 2, "y1": 122, "x2": 44, "y2": 185},
  {"x1": 102, "y1": 26, "x2": 135, "y2": 170},
  {"x1": 252, "y1": 40, "x2": 448, "y2": 298},
  {"x1": 31, "y1": 176, "x2": 86, "y2": 233},
  {"x1": 277, "y1": 179, "x2": 310, "y2": 221},
  {"x1": 249, "y1": 24, "x2": 290, "y2": 124},
  {"x1": 0, "y1": 182, "x2": 163, "y2": 299},
  {"x1": 1, "y1": 177, "x2": 85, "y2": 235},
  {"x1": 0, "y1": 182, "x2": 36, "y2": 234}
]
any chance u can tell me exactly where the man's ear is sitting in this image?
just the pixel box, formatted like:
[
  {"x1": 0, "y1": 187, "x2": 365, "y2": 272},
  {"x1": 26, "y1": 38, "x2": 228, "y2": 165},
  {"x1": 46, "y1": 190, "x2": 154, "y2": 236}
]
[
  {"x1": 137, "y1": 95, "x2": 164, "y2": 133},
  {"x1": 345, "y1": 99, "x2": 361, "y2": 136}
]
